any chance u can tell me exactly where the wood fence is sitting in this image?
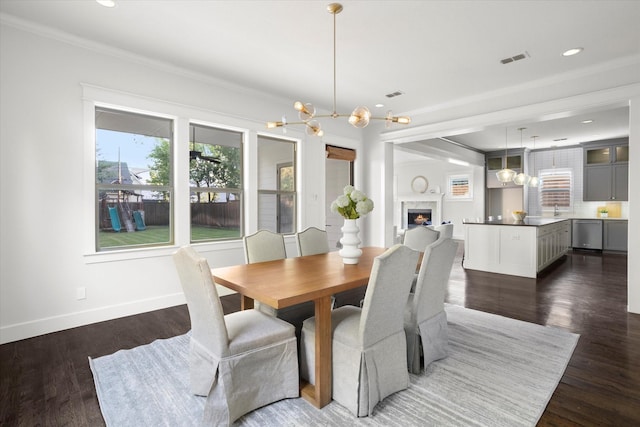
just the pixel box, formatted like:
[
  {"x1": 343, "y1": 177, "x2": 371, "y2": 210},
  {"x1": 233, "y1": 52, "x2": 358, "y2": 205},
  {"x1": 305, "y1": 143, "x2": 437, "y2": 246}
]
[{"x1": 100, "y1": 200, "x2": 240, "y2": 228}]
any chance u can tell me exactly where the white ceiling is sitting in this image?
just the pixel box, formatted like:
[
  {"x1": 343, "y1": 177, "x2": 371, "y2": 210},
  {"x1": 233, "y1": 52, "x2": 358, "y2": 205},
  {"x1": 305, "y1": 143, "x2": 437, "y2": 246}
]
[{"x1": 1, "y1": 0, "x2": 638, "y2": 155}]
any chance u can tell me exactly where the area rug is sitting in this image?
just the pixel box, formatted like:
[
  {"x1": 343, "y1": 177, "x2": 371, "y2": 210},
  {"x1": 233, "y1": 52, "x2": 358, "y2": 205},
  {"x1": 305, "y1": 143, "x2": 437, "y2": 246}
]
[{"x1": 89, "y1": 304, "x2": 579, "y2": 426}]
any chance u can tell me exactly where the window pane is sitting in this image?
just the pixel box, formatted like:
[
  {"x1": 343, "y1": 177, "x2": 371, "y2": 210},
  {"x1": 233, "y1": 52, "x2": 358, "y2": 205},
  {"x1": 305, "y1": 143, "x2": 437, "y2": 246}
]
[
  {"x1": 258, "y1": 136, "x2": 295, "y2": 191},
  {"x1": 258, "y1": 136, "x2": 296, "y2": 234},
  {"x1": 615, "y1": 145, "x2": 629, "y2": 162},
  {"x1": 189, "y1": 124, "x2": 243, "y2": 242},
  {"x1": 190, "y1": 124, "x2": 242, "y2": 189},
  {"x1": 586, "y1": 147, "x2": 610, "y2": 164},
  {"x1": 96, "y1": 107, "x2": 173, "y2": 251},
  {"x1": 97, "y1": 190, "x2": 172, "y2": 249},
  {"x1": 506, "y1": 155, "x2": 521, "y2": 169},
  {"x1": 539, "y1": 169, "x2": 572, "y2": 208},
  {"x1": 487, "y1": 157, "x2": 503, "y2": 170},
  {"x1": 191, "y1": 191, "x2": 241, "y2": 241},
  {"x1": 258, "y1": 193, "x2": 295, "y2": 234}
]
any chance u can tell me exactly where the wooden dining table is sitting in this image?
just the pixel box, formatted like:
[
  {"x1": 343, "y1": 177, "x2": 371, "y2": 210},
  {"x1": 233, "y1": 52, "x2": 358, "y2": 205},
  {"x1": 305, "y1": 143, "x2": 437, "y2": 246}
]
[{"x1": 210, "y1": 246, "x2": 387, "y2": 409}]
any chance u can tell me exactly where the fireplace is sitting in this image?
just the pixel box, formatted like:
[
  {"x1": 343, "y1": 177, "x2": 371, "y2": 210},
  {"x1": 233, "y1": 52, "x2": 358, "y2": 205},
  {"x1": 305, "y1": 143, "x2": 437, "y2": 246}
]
[
  {"x1": 397, "y1": 193, "x2": 444, "y2": 231},
  {"x1": 407, "y1": 209, "x2": 432, "y2": 228}
]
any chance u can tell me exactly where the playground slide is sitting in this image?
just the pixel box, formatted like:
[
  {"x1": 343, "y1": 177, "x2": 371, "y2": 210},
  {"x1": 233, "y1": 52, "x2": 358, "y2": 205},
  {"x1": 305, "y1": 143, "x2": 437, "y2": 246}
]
[
  {"x1": 133, "y1": 210, "x2": 146, "y2": 231},
  {"x1": 108, "y1": 206, "x2": 121, "y2": 232}
]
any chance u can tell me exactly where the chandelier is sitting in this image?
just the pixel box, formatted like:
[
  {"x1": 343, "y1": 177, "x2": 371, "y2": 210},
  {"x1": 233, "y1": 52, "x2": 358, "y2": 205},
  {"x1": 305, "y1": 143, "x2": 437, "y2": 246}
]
[{"x1": 266, "y1": 3, "x2": 411, "y2": 137}]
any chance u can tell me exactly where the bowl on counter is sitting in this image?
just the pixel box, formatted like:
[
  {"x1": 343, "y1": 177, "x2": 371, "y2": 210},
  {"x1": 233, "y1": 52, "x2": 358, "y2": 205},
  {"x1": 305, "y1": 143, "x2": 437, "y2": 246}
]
[{"x1": 512, "y1": 211, "x2": 527, "y2": 221}]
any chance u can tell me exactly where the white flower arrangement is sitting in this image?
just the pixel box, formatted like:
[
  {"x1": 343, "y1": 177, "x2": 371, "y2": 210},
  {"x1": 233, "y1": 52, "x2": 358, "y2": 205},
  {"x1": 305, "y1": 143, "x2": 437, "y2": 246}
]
[{"x1": 330, "y1": 185, "x2": 374, "y2": 219}]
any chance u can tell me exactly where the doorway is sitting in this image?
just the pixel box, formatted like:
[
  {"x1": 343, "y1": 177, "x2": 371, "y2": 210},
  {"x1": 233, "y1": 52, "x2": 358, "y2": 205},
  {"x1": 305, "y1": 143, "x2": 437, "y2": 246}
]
[{"x1": 325, "y1": 145, "x2": 355, "y2": 250}]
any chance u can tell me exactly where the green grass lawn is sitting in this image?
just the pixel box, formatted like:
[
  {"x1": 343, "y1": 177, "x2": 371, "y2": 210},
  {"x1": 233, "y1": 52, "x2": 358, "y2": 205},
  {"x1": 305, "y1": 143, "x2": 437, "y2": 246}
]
[{"x1": 99, "y1": 225, "x2": 240, "y2": 248}]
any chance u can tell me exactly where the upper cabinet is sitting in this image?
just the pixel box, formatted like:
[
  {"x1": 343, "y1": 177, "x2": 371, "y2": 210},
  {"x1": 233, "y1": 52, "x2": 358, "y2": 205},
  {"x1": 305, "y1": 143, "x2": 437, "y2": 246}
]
[
  {"x1": 486, "y1": 149, "x2": 523, "y2": 188},
  {"x1": 583, "y1": 138, "x2": 629, "y2": 201}
]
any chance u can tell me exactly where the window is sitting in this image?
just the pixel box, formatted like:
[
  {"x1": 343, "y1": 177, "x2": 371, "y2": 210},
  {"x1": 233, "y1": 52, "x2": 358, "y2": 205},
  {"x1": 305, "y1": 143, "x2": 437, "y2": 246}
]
[
  {"x1": 257, "y1": 136, "x2": 296, "y2": 233},
  {"x1": 539, "y1": 168, "x2": 572, "y2": 210},
  {"x1": 189, "y1": 124, "x2": 243, "y2": 242},
  {"x1": 95, "y1": 107, "x2": 173, "y2": 250},
  {"x1": 447, "y1": 174, "x2": 472, "y2": 199}
]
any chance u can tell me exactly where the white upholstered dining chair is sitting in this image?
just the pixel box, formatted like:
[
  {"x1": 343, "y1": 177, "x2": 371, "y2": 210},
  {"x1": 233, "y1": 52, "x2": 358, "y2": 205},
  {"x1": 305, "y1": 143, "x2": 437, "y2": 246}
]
[
  {"x1": 403, "y1": 226, "x2": 440, "y2": 251},
  {"x1": 300, "y1": 244, "x2": 420, "y2": 417},
  {"x1": 434, "y1": 223, "x2": 454, "y2": 240},
  {"x1": 296, "y1": 226, "x2": 331, "y2": 256},
  {"x1": 243, "y1": 229, "x2": 315, "y2": 331},
  {"x1": 173, "y1": 246, "x2": 299, "y2": 426},
  {"x1": 296, "y1": 226, "x2": 364, "y2": 308},
  {"x1": 243, "y1": 229, "x2": 287, "y2": 263},
  {"x1": 404, "y1": 238, "x2": 458, "y2": 374}
]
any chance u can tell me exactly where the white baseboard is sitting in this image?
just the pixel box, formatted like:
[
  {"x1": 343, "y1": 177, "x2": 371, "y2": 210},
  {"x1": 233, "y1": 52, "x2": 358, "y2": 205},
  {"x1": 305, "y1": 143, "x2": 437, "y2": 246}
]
[{"x1": 0, "y1": 292, "x2": 187, "y2": 345}]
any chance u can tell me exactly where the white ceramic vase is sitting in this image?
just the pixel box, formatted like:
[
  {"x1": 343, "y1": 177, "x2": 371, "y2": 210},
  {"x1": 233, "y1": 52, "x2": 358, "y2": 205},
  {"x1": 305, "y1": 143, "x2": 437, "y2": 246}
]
[{"x1": 339, "y1": 218, "x2": 362, "y2": 264}]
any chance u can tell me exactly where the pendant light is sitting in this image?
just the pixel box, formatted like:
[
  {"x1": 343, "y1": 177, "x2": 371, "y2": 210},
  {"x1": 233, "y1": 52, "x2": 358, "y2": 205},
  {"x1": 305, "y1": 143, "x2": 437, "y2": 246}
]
[
  {"x1": 528, "y1": 135, "x2": 539, "y2": 187},
  {"x1": 513, "y1": 127, "x2": 531, "y2": 185},
  {"x1": 496, "y1": 128, "x2": 516, "y2": 185}
]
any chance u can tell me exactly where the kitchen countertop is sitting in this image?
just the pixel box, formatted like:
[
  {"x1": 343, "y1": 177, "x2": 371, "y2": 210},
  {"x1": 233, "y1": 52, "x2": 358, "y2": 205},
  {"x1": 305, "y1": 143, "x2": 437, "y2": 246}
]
[{"x1": 465, "y1": 217, "x2": 570, "y2": 227}]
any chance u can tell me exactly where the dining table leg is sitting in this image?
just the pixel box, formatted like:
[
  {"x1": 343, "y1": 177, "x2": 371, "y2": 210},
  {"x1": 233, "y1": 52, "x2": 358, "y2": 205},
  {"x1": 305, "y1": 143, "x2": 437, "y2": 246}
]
[
  {"x1": 301, "y1": 295, "x2": 332, "y2": 408},
  {"x1": 240, "y1": 295, "x2": 254, "y2": 310}
]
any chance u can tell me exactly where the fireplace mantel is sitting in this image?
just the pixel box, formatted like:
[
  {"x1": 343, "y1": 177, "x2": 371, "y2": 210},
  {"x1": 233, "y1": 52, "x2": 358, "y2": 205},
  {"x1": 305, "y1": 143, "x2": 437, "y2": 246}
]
[{"x1": 397, "y1": 192, "x2": 444, "y2": 229}]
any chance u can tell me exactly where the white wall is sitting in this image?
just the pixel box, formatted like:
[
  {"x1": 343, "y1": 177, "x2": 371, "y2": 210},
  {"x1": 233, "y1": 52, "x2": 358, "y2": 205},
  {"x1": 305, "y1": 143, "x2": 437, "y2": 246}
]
[
  {"x1": 393, "y1": 159, "x2": 484, "y2": 240},
  {"x1": 0, "y1": 23, "x2": 359, "y2": 343}
]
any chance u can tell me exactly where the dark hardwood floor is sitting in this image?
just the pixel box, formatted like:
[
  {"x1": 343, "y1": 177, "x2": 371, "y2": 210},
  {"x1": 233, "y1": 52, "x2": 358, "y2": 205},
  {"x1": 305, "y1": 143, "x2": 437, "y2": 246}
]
[{"x1": 1, "y1": 247, "x2": 638, "y2": 426}]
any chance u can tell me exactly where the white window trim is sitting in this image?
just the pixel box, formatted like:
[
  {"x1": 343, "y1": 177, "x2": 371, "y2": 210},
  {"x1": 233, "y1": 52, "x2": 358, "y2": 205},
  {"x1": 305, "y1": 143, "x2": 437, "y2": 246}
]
[{"x1": 82, "y1": 84, "x2": 250, "y2": 263}]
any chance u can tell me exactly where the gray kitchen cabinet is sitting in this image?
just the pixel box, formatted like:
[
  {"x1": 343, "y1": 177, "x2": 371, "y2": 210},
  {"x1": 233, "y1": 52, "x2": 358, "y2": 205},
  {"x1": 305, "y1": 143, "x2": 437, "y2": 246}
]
[
  {"x1": 583, "y1": 139, "x2": 628, "y2": 201},
  {"x1": 603, "y1": 220, "x2": 628, "y2": 252}
]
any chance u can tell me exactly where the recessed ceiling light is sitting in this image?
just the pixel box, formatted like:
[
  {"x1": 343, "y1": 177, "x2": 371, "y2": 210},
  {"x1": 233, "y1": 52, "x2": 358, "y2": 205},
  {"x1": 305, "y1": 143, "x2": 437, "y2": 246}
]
[
  {"x1": 375, "y1": 103, "x2": 384, "y2": 108},
  {"x1": 96, "y1": 0, "x2": 116, "y2": 7},
  {"x1": 581, "y1": 119, "x2": 594, "y2": 124},
  {"x1": 563, "y1": 47, "x2": 583, "y2": 57}
]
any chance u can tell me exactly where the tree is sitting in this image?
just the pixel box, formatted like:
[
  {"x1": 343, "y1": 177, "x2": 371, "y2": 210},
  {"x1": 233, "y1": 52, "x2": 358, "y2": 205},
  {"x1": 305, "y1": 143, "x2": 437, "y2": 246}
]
[
  {"x1": 189, "y1": 143, "x2": 241, "y2": 202},
  {"x1": 147, "y1": 138, "x2": 171, "y2": 200}
]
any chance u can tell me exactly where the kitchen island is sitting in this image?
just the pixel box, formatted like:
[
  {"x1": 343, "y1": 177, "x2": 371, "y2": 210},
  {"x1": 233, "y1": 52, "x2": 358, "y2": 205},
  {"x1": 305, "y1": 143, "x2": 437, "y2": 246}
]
[{"x1": 463, "y1": 217, "x2": 570, "y2": 278}]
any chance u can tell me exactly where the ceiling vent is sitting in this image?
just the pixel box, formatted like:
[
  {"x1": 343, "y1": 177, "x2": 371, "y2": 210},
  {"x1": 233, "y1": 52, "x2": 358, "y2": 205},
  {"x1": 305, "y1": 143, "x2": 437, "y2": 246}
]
[
  {"x1": 385, "y1": 90, "x2": 405, "y2": 98},
  {"x1": 500, "y1": 51, "x2": 530, "y2": 64}
]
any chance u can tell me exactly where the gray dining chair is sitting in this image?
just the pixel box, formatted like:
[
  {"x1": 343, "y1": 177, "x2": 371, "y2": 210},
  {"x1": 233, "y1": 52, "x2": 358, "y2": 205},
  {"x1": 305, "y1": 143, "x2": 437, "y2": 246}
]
[
  {"x1": 243, "y1": 229, "x2": 287, "y2": 263},
  {"x1": 403, "y1": 226, "x2": 441, "y2": 292},
  {"x1": 403, "y1": 226, "x2": 440, "y2": 252},
  {"x1": 243, "y1": 229, "x2": 315, "y2": 332},
  {"x1": 173, "y1": 246, "x2": 299, "y2": 426},
  {"x1": 404, "y1": 238, "x2": 458, "y2": 374},
  {"x1": 434, "y1": 223, "x2": 454, "y2": 240},
  {"x1": 296, "y1": 226, "x2": 363, "y2": 308},
  {"x1": 300, "y1": 244, "x2": 420, "y2": 417},
  {"x1": 296, "y1": 226, "x2": 331, "y2": 256}
]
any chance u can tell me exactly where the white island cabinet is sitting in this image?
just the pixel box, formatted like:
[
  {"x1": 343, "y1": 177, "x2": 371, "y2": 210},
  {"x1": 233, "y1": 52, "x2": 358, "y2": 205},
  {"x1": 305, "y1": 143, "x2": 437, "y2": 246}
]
[{"x1": 463, "y1": 218, "x2": 570, "y2": 278}]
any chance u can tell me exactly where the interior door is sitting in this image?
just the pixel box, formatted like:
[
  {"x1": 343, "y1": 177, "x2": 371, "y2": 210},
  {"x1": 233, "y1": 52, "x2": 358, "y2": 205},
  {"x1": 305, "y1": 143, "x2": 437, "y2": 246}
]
[{"x1": 325, "y1": 145, "x2": 354, "y2": 251}]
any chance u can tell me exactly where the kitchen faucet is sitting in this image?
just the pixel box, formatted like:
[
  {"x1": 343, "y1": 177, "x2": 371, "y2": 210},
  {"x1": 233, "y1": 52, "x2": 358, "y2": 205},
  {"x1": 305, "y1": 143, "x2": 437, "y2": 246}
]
[{"x1": 554, "y1": 204, "x2": 560, "y2": 216}]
